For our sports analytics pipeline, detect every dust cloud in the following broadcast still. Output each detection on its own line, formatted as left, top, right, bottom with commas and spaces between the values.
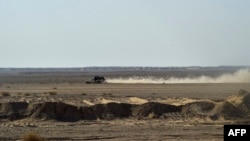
106, 69, 250, 84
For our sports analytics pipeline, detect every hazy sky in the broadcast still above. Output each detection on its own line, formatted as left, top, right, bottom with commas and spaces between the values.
0, 0, 249, 67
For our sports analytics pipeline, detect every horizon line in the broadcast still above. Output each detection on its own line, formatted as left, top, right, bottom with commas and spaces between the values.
0, 65, 249, 69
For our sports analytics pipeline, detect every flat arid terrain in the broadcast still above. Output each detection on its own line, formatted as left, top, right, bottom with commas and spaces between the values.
0, 67, 250, 141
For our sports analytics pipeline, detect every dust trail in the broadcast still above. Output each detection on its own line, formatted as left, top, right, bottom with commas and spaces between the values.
106, 69, 250, 84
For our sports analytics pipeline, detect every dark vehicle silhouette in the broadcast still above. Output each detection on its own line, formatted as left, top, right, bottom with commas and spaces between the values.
85, 76, 106, 84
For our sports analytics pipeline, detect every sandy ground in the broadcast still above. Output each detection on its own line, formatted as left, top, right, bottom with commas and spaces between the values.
0, 82, 250, 140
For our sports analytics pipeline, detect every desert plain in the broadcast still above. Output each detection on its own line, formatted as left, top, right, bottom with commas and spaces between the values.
0, 67, 250, 141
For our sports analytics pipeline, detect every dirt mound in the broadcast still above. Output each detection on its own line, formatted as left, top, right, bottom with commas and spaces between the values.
30, 102, 81, 122
29, 102, 133, 121
83, 102, 182, 120
91, 102, 133, 120
0, 102, 28, 120
227, 90, 250, 114
132, 102, 181, 118
211, 101, 245, 119
181, 101, 215, 116
0, 92, 249, 122
81, 107, 96, 120
181, 100, 247, 120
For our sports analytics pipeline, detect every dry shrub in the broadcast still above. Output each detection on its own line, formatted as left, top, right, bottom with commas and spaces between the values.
24, 93, 31, 96
23, 132, 46, 141
82, 93, 87, 96
1, 91, 10, 96
49, 91, 57, 95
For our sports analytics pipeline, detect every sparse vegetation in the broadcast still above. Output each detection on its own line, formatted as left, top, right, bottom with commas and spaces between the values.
82, 93, 87, 96
102, 93, 113, 97
23, 132, 46, 141
24, 93, 31, 96
1, 91, 10, 96
49, 91, 57, 95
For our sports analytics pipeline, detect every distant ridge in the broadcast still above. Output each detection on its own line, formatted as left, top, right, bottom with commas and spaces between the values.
0, 66, 248, 73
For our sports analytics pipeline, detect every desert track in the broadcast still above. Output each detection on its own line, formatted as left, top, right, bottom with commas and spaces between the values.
1, 83, 250, 99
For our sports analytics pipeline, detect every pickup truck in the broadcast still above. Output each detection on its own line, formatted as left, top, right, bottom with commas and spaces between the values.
85, 76, 106, 84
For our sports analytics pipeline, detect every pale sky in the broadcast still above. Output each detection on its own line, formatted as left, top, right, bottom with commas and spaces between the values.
0, 0, 249, 67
